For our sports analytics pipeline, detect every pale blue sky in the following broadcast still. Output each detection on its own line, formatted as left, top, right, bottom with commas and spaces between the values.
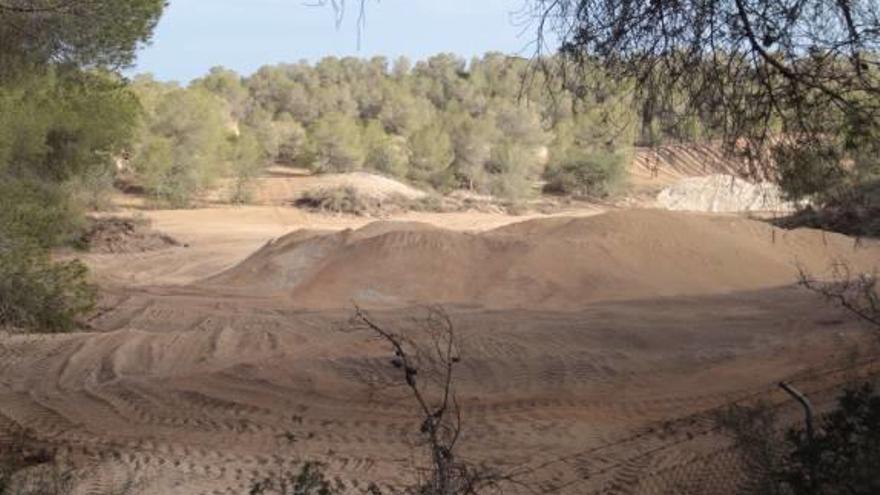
133, 0, 551, 82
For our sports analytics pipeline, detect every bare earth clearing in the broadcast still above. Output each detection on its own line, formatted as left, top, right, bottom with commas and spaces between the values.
3, 162, 880, 494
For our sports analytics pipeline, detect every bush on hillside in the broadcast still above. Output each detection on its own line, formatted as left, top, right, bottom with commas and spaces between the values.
226, 130, 264, 204
774, 142, 849, 203
783, 383, 880, 495
130, 85, 233, 207
543, 151, 626, 198
294, 186, 417, 216
0, 177, 84, 249
0, 429, 70, 495
718, 382, 880, 495
774, 179, 880, 238
0, 180, 96, 333
0, 237, 96, 332
250, 462, 343, 495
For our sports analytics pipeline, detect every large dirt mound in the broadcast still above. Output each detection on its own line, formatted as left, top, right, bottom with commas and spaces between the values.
203, 210, 879, 309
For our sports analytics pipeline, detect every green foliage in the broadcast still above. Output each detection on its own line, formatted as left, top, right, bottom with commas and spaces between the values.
0, 236, 96, 332
294, 186, 415, 216
226, 130, 264, 204
449, 112, 498, 192
543, 151, 627, 198
0, 0, 166, 71
0, 430, 69, 495
209, 54, 639, 198
487, 142, 543, 199
306, 112, 365, 173
775, 142, 849, 202
772, 108, 880, 205
363, 120, 409, 177
0, 68, 140, 182
0, 177, 96, 334
250, 462, 343, 495
191, 66, 249, 120
719, 383, 880, 495
273, 115, 309, 165
408, 123, 455, 188
0, 178, 84, 249
131, 85, 232, 206
782, 383, 880, 495
378, 88, 435, 137
64, 164, 118, 212
539, 102, 634, 199
0, 0, 164, 336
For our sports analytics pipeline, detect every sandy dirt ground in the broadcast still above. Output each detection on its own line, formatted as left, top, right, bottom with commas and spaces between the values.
3, 176, 880, 494
80, 205, 605, 287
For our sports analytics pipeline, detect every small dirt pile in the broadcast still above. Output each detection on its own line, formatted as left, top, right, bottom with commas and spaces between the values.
80, 217, 180, 254
202, 209, 879, 309
658, 175, 797, 213
294, 186, 424, 216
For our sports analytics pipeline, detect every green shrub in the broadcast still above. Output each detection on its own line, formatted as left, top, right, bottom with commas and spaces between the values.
774, 142, 848, 203
0, 68, 140, 183
487, 142, 542, 199
0, 429, 69, 495
294, 186, 417, 216
0, 237, 96, 332
294, 186, 372, 215
226, 130, 265, 204
131, 86, 232, 207
0, 177, 96, 333
250, 462, 343, 495
783, 383, 880, 495
543, 151, 626, 198
0, 177, 84, 249
306, 112, 365, 173
719, 383, 880, 495
64, 164, 118, 212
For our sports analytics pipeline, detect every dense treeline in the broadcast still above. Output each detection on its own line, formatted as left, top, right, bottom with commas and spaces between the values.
0, 0, 166, 332
130, 54, 720, 204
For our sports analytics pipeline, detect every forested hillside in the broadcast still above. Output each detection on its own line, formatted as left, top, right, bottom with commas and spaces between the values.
129, 54, 720, 205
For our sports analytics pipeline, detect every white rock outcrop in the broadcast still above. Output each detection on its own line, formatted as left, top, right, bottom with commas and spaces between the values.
658, 174, 798, 213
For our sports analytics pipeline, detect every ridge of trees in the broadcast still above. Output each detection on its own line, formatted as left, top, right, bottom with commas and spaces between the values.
0, 0, 166, 332
132, 53, 718, 204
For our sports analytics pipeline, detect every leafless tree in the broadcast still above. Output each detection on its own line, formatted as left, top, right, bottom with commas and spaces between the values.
351, 305, 517, 495
311, 0, 371, 45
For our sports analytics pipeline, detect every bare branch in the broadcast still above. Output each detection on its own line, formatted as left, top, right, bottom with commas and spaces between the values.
798, 262, 880, 328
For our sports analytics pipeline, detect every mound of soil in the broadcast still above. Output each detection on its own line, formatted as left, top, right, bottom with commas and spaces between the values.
203, 209, 880, 309
80, 217, 180, 254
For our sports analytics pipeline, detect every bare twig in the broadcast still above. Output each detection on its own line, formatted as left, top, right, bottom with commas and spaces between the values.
798, 262, 880, 328
351, 305, 524, 495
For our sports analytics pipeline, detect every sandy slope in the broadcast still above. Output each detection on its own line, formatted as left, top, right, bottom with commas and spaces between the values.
79, 205, 604, 287
4, 209, 880, 494
205, 210, 878, 310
